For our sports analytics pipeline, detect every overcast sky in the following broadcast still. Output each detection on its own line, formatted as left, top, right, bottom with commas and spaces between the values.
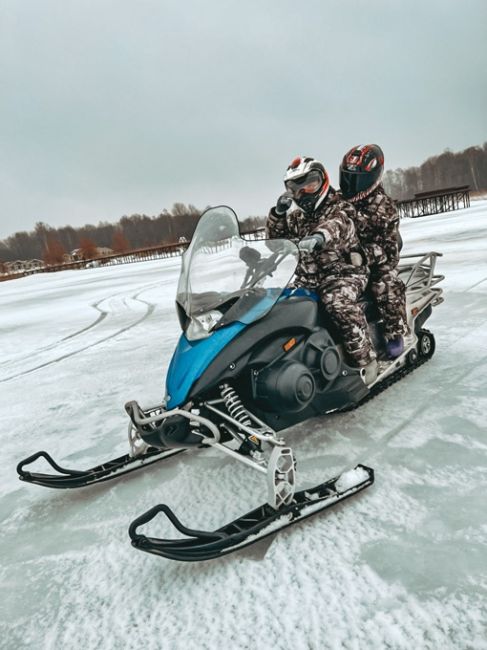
1, 0, 486, 239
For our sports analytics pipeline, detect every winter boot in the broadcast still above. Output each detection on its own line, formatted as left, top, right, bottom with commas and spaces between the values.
386, 337, 404, 359
360, 359, 379, 386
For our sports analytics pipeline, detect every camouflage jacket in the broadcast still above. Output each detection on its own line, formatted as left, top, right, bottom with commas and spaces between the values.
348, 184, 401, 271
266, 189, 367, 287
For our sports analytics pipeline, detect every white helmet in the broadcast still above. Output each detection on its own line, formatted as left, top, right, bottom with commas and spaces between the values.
284, 156, 330, 212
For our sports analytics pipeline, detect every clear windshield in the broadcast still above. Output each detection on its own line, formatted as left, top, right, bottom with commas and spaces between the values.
176, 206, 298, 338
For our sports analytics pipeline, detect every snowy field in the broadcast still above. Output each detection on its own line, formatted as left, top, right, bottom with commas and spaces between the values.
1, 202, 487, 650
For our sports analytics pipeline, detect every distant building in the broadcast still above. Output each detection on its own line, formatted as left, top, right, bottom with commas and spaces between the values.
66, 249, 83, 262
96, 247, 113, 257
5, 261, 23, 273
65, 247, 113, 262
25, 259, 45, 271
4, 259, 45, 274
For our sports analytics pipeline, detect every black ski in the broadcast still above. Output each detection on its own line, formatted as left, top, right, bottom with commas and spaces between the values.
17, 447, 185, 489
129, 464, 374, 561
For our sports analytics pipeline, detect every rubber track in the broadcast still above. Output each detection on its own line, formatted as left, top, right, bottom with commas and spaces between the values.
338, 331, 432, 414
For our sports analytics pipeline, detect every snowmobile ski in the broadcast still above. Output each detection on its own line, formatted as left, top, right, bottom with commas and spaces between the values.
16, 447, 185, 489
128, 464, 374, 562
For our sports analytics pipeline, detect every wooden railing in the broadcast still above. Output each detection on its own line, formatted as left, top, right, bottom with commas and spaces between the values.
0, 228, 268, 281
397, 186, 470, 218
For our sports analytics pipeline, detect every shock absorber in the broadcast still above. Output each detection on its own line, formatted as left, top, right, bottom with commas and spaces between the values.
219, 383, 252, 427
219, 383, 260, 453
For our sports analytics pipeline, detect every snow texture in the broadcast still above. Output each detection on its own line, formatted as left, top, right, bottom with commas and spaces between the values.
1, 203, 487, 649
334, 466, 370, 493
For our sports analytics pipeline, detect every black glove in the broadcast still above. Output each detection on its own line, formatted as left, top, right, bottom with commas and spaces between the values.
275, 193, 293, 215
298, 233, 325, 253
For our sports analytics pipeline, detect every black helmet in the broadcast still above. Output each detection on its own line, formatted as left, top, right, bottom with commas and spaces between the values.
339, 144, 384, 201
284, 156, 330, 213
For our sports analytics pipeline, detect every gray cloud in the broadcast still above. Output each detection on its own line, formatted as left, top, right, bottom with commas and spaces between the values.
1, 0, 486, 238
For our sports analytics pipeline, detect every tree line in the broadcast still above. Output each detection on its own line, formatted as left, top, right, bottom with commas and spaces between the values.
383, 142, 487, 201
2, 142, 486, 264
0, 203, 266, 264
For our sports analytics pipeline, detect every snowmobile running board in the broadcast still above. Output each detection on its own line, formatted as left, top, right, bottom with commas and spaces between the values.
129, 464, 374, 562
16, 447, 185, 489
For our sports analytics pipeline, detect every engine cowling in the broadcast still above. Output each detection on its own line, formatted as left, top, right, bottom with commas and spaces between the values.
254, 360, 316, 412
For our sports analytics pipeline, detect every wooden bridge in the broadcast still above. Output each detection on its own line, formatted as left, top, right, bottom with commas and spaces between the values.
397, 185, 470, 218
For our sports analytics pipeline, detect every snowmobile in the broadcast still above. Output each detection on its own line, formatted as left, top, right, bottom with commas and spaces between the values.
17, 206, 444, 562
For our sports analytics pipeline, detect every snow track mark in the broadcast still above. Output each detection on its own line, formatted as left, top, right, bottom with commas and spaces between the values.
0, 297, 109, 368
0, 281, 163, 369
0, 285, 159, 383
466, 275, 487, 292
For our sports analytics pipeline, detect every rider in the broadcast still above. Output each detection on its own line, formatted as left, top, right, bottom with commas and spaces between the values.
339, 145, 409, 358
267, 156, 378, 384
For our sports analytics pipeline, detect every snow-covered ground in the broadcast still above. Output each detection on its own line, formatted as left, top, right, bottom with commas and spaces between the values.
1, 203, 487, 650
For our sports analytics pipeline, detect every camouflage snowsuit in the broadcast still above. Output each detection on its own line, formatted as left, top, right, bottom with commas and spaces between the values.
350, 184, 409, 340
267, 191, 376, 365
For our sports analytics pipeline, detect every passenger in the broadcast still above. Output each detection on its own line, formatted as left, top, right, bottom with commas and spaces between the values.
339, 145, 409, 358
267, 156, 378, 384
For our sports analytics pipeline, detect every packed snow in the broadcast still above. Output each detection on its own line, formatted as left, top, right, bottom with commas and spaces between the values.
334, 466, 370, 493
1, 202, 487, 649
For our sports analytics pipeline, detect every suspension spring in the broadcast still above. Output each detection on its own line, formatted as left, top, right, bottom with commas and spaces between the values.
219, 383, 252, 427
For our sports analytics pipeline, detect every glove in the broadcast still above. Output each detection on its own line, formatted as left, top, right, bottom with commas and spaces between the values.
298, 233, 325, 253
275, 193, 293, 215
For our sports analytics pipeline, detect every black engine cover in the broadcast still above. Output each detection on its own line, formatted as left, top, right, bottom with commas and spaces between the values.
254, 360, 316, 412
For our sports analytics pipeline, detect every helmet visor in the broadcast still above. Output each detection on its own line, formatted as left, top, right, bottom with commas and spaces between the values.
285, 170, 323, 198
339, 169, 362, 199
340, 165, 382, 199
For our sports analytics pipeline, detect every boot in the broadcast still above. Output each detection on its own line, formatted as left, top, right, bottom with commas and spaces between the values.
386, 336, 404, 359
360, 359, 379, 386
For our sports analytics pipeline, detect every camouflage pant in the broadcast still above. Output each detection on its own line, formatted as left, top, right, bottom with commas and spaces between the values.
370, 267, 409, 340
316, 274, 376, 366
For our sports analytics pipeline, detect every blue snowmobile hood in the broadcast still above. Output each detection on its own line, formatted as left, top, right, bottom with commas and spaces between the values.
165, 288, 318, 409
165, 321, 246, 409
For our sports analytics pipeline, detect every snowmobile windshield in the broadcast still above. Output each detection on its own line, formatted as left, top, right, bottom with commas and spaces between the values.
176, 206, 298, 339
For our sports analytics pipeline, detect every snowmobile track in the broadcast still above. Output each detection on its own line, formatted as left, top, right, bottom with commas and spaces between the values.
339, 342, 432, 416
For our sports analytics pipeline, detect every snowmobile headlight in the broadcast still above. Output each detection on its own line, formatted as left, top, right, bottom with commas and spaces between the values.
186, 309, 223, 340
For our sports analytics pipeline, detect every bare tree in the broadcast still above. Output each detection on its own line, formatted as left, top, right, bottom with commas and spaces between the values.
383, 142, 487, 199
111, 229, 131, 253
43, 236, 66, 265
79, 237, 98, 260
